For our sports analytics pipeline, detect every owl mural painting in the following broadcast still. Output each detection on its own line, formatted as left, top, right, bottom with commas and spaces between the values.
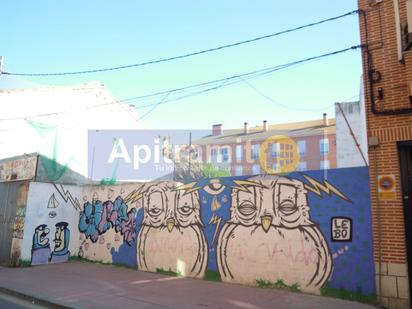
137, 182, 208, 278
217, 175, 332, 293
70, 167, 374, 298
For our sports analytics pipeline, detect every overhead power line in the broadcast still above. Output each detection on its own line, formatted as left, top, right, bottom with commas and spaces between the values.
0, 45, 362, 121
2, 10, 359, 77
240, 77, 336, 112
124, 45, 363, 110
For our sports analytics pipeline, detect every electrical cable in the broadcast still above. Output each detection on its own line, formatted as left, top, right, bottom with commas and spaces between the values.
134, 92, 172, 122
2, 10, 359, 77
0, 45, 362, 121
240, 77, 336, 112
126, 45, 363, 110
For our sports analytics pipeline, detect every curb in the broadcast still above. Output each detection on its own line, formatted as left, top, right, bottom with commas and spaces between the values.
0, 287, 73, 309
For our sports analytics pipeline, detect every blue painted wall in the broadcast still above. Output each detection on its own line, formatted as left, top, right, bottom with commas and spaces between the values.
79, 166, 375, 295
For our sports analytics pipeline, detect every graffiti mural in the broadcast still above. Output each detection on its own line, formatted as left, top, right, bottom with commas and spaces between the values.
76, 187, 141, 264
50, 222, 70, 263
78, 195, 137, 244
217, 176, 332, 293
31, 224, 51, 265
12, 182, 29, 239
137, 182, 208, 278
22, 182, 81, 266
31, 222, 71, 265
21, 167, 375, 297
75, 168, 374, 295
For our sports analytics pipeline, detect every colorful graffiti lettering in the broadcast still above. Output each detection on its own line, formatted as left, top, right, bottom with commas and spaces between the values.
78, 195, 137, 245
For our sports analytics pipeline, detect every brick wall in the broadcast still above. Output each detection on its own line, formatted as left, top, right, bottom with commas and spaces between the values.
358, 0, 412, 307
359, 0, 412, 264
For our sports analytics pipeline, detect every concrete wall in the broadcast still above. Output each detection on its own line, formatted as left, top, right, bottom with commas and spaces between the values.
0, 154, 37, 182
20, 167, 375, 298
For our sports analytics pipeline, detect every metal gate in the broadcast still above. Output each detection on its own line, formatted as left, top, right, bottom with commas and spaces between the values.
0, 181, 29, 265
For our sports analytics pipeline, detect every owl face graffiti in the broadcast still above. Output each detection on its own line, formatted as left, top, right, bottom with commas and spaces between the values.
138, 182, 208, 278
218, 175, 332, 293
229, 177, 312, 231
142, 182, 202, 231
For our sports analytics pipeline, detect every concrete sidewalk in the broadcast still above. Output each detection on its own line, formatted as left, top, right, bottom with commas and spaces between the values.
0, 262, 377, 309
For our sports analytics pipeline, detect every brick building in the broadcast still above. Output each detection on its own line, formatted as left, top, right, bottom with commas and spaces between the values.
358, 0, 412, 307
193, 116, 336, 175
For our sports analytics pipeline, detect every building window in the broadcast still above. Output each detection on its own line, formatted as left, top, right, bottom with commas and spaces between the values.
252, 144, 260, 160
252, 164, 260, 174
236, 145, 243, 162
320, 138, 329, 155
297, 161, 307, 171
272, 162, 278, 172
221, 147, 230, 162
320, 160, 330, 170
280, 143, 294, 160
272, 143, 279, 157
235, 165, 243, 176
297, 140, 306, 157
211, 148, 218, 162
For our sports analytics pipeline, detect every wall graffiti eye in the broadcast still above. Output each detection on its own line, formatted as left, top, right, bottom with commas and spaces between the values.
178, 205, 193, 216
238, 201, 257, 216
149, 207, 162, 216
279, 200, 298, 216
147, 191, 165, 217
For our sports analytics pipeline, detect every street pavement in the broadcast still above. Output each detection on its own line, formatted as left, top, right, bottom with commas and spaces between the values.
0, 290, 53, 309
0, 262, 377, 309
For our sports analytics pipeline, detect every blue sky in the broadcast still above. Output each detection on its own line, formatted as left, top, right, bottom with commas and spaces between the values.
1, 1, 361, 129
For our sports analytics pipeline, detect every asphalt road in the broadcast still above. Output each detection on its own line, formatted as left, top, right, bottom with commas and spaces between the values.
0, 291, 51, 309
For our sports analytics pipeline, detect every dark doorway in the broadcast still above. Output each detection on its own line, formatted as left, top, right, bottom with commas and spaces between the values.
399, 141, 412, 305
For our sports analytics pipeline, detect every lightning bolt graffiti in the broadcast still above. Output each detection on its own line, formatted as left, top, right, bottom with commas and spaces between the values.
53, 184, 81, 210
175, 182, 201, 195
232, 180, 265, 192
124, 186, 146, 204
209, 214, 222, 246
302, 175, 351, 202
